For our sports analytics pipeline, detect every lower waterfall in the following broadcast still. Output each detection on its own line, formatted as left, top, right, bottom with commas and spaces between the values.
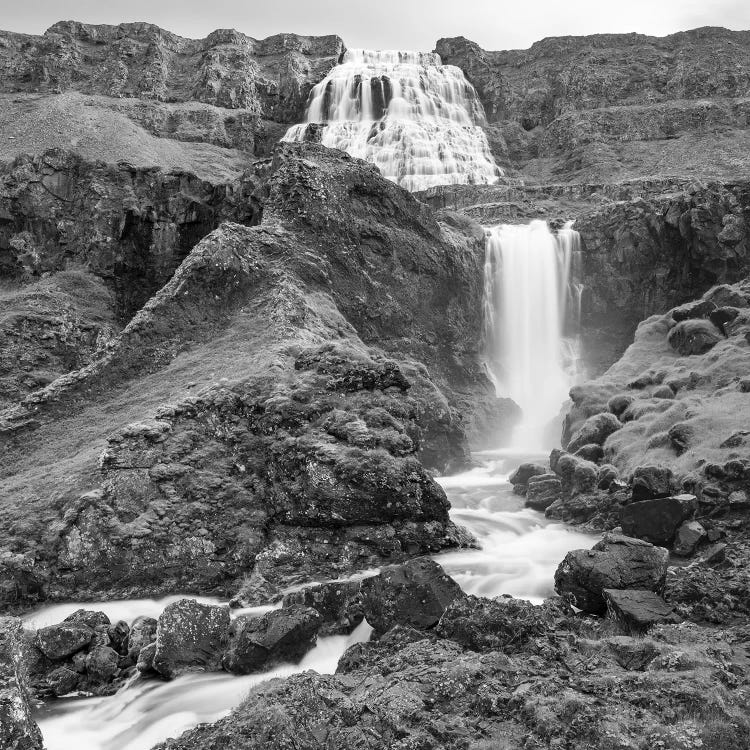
483, 220, 583, 450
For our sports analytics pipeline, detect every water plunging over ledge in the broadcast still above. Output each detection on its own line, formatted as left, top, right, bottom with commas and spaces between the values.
283, 48, 501, 191
483, 220, 584, 450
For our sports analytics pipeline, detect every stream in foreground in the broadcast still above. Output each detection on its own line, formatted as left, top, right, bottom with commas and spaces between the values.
30, 448, 594, 750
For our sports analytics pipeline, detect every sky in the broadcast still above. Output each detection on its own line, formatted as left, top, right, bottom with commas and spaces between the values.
3, 0, 750, 51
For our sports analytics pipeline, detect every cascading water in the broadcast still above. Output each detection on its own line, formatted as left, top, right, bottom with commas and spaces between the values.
283, 48, 501, 191
483, 220, 583, 450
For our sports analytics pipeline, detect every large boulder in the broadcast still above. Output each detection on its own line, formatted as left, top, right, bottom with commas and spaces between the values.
127, 616, 158, 661
673, 520, 707, 557
603, 589, 680, 634
554, 534, 669, 614
630, 465, 675, 501
0, 617, 44, 750
360, 557, 463, 634
152, 599, 230, 679
555, 453, 599, 495
35, 622, 94, 660
620, 494, 697, 545
566, 412, 622, 453
222, 605, 322, 675
525, 474, 562, 511
667, 319, 722, 355
509, 463, 547, 487
282, 581, 363, 636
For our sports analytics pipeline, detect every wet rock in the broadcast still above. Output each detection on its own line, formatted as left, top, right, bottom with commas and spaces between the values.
554, 534, 669, 614
671, 298, 716, 322
0, 617, 44, 750
63, 610, 110, 629
631, 465, 675, 501
35, 622, 93, 660
84, 646, 119, 683
282, 581, 363, 636
525, 474, 562, 511
566, 412, 622, 453
574, 444, 604, 463
508, 462, 547, 486
620, 494, 697, 545
222, 605, 322, 675
667, 319, 722, 355
555, 453, 599, 495
127, 616, 157, 661
603, 589, 680, 633
107, 620, 130, 655
360, 557, 463, 634
44, 666, 80, 696
136, 642, 157, 674
153, 599, 230, 679
673, 520, 707, 556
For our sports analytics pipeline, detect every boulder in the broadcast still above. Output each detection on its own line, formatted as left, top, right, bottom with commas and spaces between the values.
44, 666, 80, 697
508, 462, 547, 487
152, 599, 230, 679
436, 595, 573, 653
35, 622, 94, 660
597, 464, 619, 490
127, 616, 157, 661
673, 520, 707, 557
222, 605, 322, 675
671, 298, 716, 322
0, 617, 44, 750
136, 642, 156, 674
360, 557, 463, 634
63, 610, 110, 629
555, 453, 599, 495
667, 319, 722, 355
554, 534, 669, 614
603, 589, 680, 633
631, 465, 675, 501
282, 581, 363, 636
107, 620, 130, 655
566, 412, 622, 453
84, 646, 119, 682
574, 444, 604, 463
620, 494, 697, 545
606, 393, 635, 417
525, 474, 562, 511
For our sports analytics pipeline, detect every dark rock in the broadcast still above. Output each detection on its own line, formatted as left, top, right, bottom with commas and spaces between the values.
282, 581, 363, 636
127, 616, 157, 661
603, 589, 680, 633
709, 306, 740, 335
667, 422, 693, 454
436, 595, 573, 652
554, 534, 669, 614
672, 299, 716, 322
673, 520, 707, 557
84, 646, 119, 683
63, 610, 111, 629
606, 394, 635, 417
620, 494, 697, 545
222, 605, 322, 675
574, 443, 604, 463
555, 453, 599, 495
651, 385, 674, 399
107, 620, 130, 655
566, 412, 622, 453
152, 599, 230, 679
35, 622, 93, 660
631, 465, 675, 501
44, 666, 80, 697
136, 642, 157, 674
597, 464, 619, 490
667, 319, 722, 355
525, 474, 562, 511
508, 462, 547, 486
360, 557, 463, 634
0, 617, 44, 750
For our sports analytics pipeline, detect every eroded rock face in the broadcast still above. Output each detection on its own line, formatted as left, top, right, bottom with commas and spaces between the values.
554, 534, 669, 614
360, 558, 463, 635
153, 599, 230, 679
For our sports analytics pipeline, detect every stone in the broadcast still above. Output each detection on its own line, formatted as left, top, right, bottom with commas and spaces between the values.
136, 642, 157, 674
620, 494, 697, 545
508, 462, 547, 486
597, 464, 619, 490
84, 646, 120, 682
630, 465, 675, 501
222, 605, 322, 675
671, 298, 716, 322
0, 617, 44, 750
35, 622, 94, 660
555, 452, 599, 495
525, 474, 562, 511
673, 520, 707, 557
651, 385, 674, 399
152, 599, 230, 679
282, 581, 363, 636
63, 610, 110, 629
603, 589, 680, 633
605, 635, 661, 670
107, 620, 130, 655
127, 616, 157, 660
360, 557, 463, 634
667, 422, 693, 454
573, 444, 604, 463
554, 534, 669, 614
667, 319, 722, 355
45, 666, 80, 697
709, 306, 739, 334
566, 412, 622, 453
606, 393, 635, 417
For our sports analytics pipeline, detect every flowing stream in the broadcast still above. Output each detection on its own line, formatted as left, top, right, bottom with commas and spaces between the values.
284, 48, 501, 191
31, 220, 593, 748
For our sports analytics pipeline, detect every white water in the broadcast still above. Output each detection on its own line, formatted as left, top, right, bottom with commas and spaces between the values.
284, 48, 501, 191
483, 220, 583, 450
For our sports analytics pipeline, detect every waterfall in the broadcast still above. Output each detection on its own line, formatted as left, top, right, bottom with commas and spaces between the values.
283, 48, 501, 191
483, 220, 583, 450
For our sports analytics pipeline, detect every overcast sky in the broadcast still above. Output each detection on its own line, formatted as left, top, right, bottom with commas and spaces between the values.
4, 0, 750, 51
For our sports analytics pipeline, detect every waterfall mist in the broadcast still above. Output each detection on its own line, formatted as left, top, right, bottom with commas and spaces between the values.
483, 220, 583, 450
284, 48, 501, 191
